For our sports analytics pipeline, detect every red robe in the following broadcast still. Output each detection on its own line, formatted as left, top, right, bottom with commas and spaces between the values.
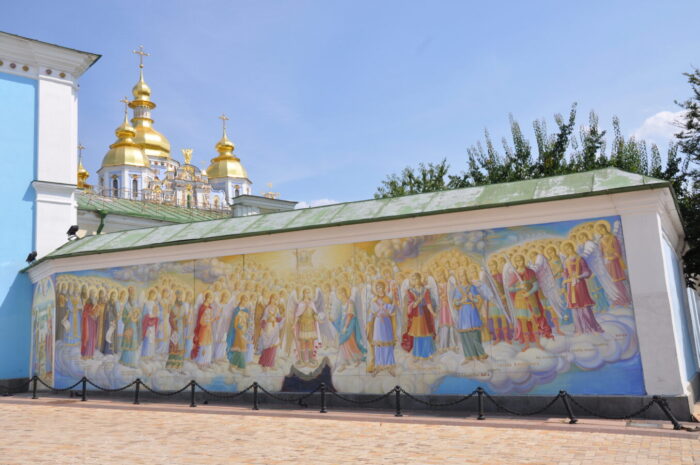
80, 301, 97, 357
563, 256, 596, 308
190, 303, 210, 359
401, 288, 435, 352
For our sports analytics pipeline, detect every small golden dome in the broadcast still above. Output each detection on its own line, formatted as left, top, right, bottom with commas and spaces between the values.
132, 69, 152, 101
101, 112, 150, 168
206, 128, 248, 179
77, 158, 90, 188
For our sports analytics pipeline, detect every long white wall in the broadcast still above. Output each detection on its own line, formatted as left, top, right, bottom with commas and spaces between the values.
29, 188, 692, 397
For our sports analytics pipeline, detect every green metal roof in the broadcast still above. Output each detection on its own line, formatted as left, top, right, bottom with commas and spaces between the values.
36, 168, 670, 265
77, 193, 231, 223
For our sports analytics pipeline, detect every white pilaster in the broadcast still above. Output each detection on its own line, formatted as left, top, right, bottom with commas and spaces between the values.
621, 210, 686, 395
32, 181, 77, 257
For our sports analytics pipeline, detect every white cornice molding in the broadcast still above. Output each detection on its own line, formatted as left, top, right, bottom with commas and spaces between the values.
0, 31, 99, 81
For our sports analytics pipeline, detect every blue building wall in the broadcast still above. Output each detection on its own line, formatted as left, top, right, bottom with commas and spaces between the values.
0, 71, 36, 381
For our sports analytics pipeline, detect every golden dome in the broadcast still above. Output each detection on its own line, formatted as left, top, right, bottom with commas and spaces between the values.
132, 69, 152, 101
77, 158, 90, 188
206, 128, 248, 179
128, 66, 171, 159
101, 112, 150, 168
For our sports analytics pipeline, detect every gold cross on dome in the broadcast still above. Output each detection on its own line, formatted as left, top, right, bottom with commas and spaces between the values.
119, 97, 130, 115
133, 45, 149, 68
219, 113, 229, 135
77, 143, 85, 157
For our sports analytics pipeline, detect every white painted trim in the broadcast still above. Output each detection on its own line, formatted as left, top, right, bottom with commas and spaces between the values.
0, 32, 98, 80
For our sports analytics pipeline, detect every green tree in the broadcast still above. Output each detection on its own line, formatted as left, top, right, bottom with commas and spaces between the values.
375, 93, 698, 285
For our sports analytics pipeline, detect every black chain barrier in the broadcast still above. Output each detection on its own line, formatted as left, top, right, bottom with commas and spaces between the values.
399, 387, 478, 408
22, 376, 697, 431
257, 382, 321, 408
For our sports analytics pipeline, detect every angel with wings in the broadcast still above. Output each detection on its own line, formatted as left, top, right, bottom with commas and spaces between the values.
294, 287, 321, 367
595, 220, 632, 306
336, 285, 366, 371
431, 268, 458, 353
561, 241, 604, 335
452, 268, 488, 362
503, 254, 553, 350
210, 290, 236, 363
315, 282, 339, 349
401, 272, 437, 362
367, 280, 397, 375
527, 250, 565, 336
576, 231, 622, 309
485, 258, 512, 343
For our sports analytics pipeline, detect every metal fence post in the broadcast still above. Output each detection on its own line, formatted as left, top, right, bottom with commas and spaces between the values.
476, 387, 485, 420
189, 380, 196, 408
394, 386, 403, 417
133, 379, 141, 405
80, 377, 87, 402
654, 396, 683, 430
252, 382, 259, 410
319, 383, 327, 413
559, 391, 578, 424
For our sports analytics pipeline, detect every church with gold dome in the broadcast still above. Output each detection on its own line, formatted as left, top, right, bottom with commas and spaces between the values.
77, 47, 296, 234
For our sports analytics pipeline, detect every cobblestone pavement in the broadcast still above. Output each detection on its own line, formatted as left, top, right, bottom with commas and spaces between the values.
1, 396, 699, 464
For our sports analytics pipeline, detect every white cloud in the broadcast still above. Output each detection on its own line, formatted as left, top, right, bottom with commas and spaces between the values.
295, 198, 338, 209
631, 110, 684, 146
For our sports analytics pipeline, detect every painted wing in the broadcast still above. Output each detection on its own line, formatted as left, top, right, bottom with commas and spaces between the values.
399, 278, 411, 332
579, 240, 622, 303
501, 261, 518, 321
613, 219, 626, 255
532, 254, 565, 318
478, 268, 512, 323
425, 275, 439, 313
447, 275, 459, 321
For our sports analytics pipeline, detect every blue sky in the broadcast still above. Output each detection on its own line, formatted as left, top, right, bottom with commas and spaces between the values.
2, 1, 698, 206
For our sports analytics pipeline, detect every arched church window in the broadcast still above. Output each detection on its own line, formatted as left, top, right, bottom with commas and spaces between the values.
132, 178, 138, 198
112, 177, 119, 197
214, 197, 220, 209
235, 187, 240, 197
187, 194, 192, 209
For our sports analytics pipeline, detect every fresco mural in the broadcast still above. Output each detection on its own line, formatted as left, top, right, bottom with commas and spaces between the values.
31, 276, 55, 386
39, 215, 644, 396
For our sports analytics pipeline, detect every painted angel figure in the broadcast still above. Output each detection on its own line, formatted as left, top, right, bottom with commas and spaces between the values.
140, 289, 159, 360
502, 254, 553, 350
315, 284, 339, 349
431, 269, 458, 353
484, 258, 512, 343
367, 280, 397, 375
527, 250, 565, 336
336, 285, 366, 371
212, 290, 236, 362
294, 287, 321, 367
258, 292, 285, 370
576, 232, 622, 308
452, 268, 488, 362
561, 241, 605, 335
190, 292, 214, 368
401, 272, 437, 362
595, 220, 632, 306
